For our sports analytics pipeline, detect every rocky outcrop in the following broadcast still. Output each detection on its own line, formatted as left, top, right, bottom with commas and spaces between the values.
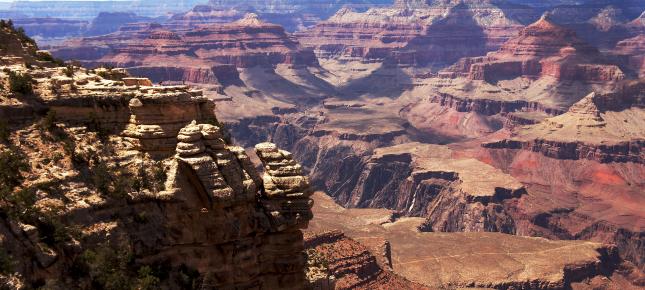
427, 92, 565, 116
304, 231, 429, 290
483, 139, 644, 163
255, 142, 314, 230
308, 192, 627, 289
0, 28, 314, 289
206, 0, 393, 32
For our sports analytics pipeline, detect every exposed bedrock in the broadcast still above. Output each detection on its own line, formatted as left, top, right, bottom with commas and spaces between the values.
483, 139, 644, 163
309, 192, 629, 290
304, 230, 429, 290
427, 92, 566, 116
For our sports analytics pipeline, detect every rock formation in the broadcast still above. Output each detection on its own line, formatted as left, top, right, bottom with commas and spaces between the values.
206, 0, 393, 32
483, 81, 645, 163
443, 15, 626, 83
0, 26, 314, 289
304, 230, 429, 290
614, 34, 645, 78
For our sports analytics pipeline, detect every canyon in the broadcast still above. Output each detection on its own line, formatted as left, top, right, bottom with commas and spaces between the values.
2, 0, 645, 288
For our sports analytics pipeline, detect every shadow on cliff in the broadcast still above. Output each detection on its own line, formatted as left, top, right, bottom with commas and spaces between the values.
397, 3, 489, 68
238, 66, 336, 105
335, 64, 414, 100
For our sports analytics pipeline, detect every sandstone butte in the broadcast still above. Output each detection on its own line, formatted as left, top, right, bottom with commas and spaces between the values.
1, 22, 316, 289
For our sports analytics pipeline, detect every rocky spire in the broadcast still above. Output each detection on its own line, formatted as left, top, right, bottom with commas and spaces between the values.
235, 12, 263, 26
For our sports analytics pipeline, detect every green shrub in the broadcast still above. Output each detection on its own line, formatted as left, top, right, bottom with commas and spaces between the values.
0, 119, 9, 142
38, 110, 57, 132
86, 112, 108, 139
63, 65, 75, 78
8, 71, 33, 95
79, 247, 134, 290
0, 148, 27, 196
92, 161, 111, 195
91, 160, 135, 199
52, 152, 64, 163
36, 213, 73, 247
152, 161, 167, 190
15, 27, 36, 47
177, 264, 201, 289
72, 245, 165, 290
136, 266, 160, 290
0, 249, 13, 275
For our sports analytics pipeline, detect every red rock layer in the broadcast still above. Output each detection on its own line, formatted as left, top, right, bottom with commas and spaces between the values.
304, 231, 429, 290
444, 15, 625, 83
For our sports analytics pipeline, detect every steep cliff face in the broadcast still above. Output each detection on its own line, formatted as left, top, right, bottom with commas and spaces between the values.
0, 28, 313, 289
304, 231, 429, 290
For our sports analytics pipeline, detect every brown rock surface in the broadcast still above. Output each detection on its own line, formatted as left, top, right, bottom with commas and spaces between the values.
304, 230, 429, 290
614, 34, 645, 78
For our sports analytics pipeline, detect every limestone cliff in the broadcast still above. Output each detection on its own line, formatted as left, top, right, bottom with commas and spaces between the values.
0, 25, 313, 289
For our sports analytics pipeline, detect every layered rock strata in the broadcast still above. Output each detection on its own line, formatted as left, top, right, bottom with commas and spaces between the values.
483, 85, 645, 164
255, 142, 314, 231
51, 13, 317, 71
296, 0, 538, 65
304, 230, 429, 290
443, 15, 626, 83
